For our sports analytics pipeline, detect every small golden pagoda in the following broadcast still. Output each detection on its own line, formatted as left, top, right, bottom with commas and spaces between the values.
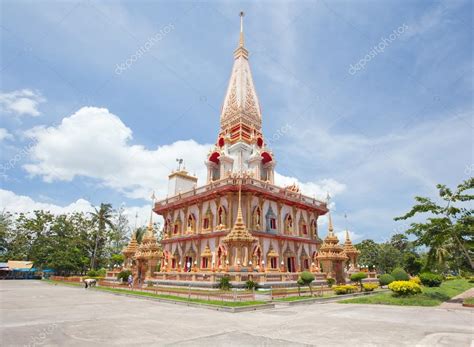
343, 230, 360, 270
222, 183, 257, 270
135, 193, 163, 280
122, 232, 138, 269
316, 212, 348, 283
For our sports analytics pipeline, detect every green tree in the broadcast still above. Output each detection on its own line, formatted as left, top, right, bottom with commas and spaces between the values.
403, 252, 423, 275
355, 239, 379, 270
376, 243, 403, 274
297, 271, 315, 295
90, 203, 114, 270
109, 206, 130, 255
395, 178, 474, 270
390, 233, 410, 252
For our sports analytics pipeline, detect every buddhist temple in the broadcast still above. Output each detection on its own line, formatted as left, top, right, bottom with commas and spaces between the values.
122, 13, 363, 287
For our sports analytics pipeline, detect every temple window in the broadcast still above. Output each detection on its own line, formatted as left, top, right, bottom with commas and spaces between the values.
202, 206, 213, 232
270, 257, 278, 269
265, 206, 277, 234
201, 257, 209, 268
270, 218, 276, 229
203, 218, 210, 230
302, 224, 308, 235
173, 223, 179, 234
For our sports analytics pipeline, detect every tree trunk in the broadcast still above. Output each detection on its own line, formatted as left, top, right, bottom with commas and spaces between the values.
452, 233, 474, 269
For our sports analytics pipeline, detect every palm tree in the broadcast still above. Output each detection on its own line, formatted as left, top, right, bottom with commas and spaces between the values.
134, 227, 146, 244
90, 203, 114, 270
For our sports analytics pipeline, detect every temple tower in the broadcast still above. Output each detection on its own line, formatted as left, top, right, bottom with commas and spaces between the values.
206, 12, 275, 183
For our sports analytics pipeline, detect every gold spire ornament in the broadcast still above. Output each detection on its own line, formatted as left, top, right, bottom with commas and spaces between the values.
239, 11, 245, 47
223, 182, 256, 244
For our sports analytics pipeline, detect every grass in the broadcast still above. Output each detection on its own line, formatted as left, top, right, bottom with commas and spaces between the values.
275, 293, 335, 302
463, 297, 474, 305
339, 279, 473, 307
44, 279, 266, 307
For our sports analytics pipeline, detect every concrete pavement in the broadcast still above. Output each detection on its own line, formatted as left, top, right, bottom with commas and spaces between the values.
1, 280, 473, 346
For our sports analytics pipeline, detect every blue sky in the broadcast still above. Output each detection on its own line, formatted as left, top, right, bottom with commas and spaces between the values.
1, 0, 472, 242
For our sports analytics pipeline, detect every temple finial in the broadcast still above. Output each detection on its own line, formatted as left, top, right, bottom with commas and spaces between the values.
345, 229, 350, 241
239, 11, 245, 47
328, 211, 334, 235
148, 191, 156, 229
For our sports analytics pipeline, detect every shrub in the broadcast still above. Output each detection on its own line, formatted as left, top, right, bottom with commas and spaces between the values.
97, 268, 107, 277
409, 276, 421, 285
379, 274, 395, 286
419, 272, 443, 287
388, 280, 422, 296
333, 285, 358, 295
391, 267, 409, 281
87, 269, 98, 277
245, 280, 258, 290
117, 270, 132, 282
326, 278, 335, 287
445, 275, 461, 281
300, 271, 315, 284
362, 283, 378, 292
218, 276, 232, 290
350, 272, 368, 291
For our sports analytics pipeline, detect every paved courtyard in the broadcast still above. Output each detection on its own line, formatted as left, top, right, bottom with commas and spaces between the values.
1, 281, 473, 346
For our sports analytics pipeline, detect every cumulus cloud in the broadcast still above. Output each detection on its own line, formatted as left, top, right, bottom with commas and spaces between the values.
275, 172, 346, 201
23, 106, 346, 202
0, 89, 45, 117
23, 107, 210, 199
0, 189, 155, 228
0, 189, 94, 215
0, 128, 13, 141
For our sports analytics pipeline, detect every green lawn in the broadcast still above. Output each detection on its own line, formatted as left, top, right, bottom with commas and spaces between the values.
339, 279, 473, 307
275, 293, 335, 302
463, 297, 474, 305
44, 280, 265, 307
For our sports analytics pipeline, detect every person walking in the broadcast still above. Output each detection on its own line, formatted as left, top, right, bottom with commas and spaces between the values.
127, 274, 133, 289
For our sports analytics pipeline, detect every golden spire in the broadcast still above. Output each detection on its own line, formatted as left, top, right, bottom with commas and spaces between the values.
147, 191, 156, 233
223, 181, 256, 244
239, 11, 245, 47
328, 212, 334, 235
234, 11, 248, 59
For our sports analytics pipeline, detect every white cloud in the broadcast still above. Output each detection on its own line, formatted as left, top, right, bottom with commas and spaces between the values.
23, 107, 211, 199
24, 107, 346, 203
0, 189, 93, 215
275, 172, 346, 201
0, 89, 45, 117
0, 128, 13, 141
0, 189, 155, 228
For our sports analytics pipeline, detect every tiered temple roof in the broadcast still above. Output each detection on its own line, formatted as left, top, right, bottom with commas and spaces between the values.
343, 230, 360, 258
122, 232, 138, 257
222, 184, 256, 245
316, 213, 348, 262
